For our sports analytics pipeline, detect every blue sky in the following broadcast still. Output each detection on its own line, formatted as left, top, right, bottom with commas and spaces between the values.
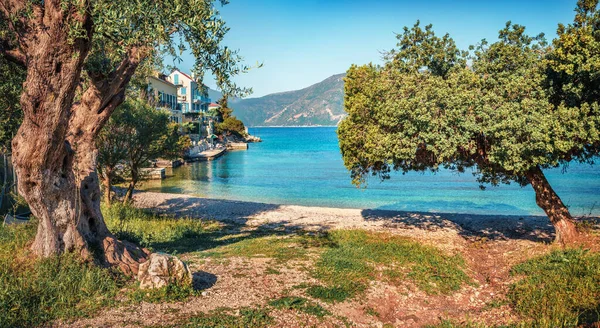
170, 0, 576, 98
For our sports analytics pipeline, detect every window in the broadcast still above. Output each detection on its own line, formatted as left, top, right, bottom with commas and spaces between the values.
181, 87, 187, 95
174, 74, 179, 85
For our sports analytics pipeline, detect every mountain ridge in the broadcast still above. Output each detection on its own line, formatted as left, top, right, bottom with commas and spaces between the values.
209, 73, 346, 127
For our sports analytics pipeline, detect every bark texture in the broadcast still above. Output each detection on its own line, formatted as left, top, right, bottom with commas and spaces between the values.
526, 165, 579, 244
4, 0, 149, 275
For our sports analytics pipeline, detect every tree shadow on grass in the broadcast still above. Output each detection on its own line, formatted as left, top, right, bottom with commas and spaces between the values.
126, 220, 333, 259
361, 208, 559, 243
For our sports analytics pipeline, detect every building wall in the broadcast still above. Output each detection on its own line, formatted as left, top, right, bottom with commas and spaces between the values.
148, 76, 182, 124
168, 70, 211, 115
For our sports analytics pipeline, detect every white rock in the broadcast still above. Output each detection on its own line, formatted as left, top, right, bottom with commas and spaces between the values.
137, 253, 192, 289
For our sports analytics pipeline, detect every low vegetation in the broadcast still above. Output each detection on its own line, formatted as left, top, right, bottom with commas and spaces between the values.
306, 230, 472, 302
0, 222, 123, 328
102, 203, 220, 251
508, 249, 600, 327
2, 203, 600, 327
269, 296, 330, 318
181, 307, 273, 328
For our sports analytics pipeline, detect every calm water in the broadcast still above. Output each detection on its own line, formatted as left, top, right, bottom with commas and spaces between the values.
141, 127, 600, 216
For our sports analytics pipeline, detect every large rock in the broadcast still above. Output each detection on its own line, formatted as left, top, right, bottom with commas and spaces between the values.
137, 253, 192, 289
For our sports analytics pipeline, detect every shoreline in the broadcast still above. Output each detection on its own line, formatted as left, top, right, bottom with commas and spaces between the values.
130, 190, 588, 246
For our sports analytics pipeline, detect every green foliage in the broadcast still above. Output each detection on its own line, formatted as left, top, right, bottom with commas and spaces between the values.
508, 249, 600, 326
215, 97, 247, 137
269, 296, 330, 318
0, 222, 124, 327
0, 55, 25, 153
97, 98, 191, 201
84, 0, 252, 97
338, 3, 600, 189
307, 230, 471, 303
217, 116, 247, 138
103, 202, 219, 250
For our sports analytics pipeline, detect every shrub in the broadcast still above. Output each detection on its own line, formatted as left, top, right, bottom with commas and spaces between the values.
0, 222, 123, 327
508, 249, 600, 326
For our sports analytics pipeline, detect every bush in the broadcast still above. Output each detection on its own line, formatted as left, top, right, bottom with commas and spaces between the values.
508, 249, 600, 326
217, 116, 246, 138
0, 222, 123, 327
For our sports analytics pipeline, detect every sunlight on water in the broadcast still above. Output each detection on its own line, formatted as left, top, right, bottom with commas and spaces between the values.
140, 127, 600, 216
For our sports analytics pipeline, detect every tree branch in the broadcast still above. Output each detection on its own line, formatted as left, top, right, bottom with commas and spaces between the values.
69, 46, 151, 140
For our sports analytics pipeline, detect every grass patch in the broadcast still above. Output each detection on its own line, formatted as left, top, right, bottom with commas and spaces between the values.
308, 230, 471, 303
508, 248, 600, 327
180, 307, 273, 328
425, 320, 494, 328
103, 203, 221, 252
206, 233, 326, 262
264, 267, 281, 275
129, 282, 197, 304
269, 296, 330, 318
305, 284, 358, 303
364, 306, 379, 317
0, 222, 125, 327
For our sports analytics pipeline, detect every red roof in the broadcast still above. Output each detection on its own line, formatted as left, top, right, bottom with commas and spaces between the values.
171, 69, 194, 81
208, 103, 219, 107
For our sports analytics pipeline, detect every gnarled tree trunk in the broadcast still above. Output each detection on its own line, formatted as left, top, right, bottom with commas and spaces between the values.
101, 167, 114, 206
123, 167, 139, 203
8, 0, 149, 275
526, 165, 579, 245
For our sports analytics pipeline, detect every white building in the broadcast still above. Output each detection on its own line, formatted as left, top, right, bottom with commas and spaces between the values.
147, 74, 182, 124
167, 69, 211, 115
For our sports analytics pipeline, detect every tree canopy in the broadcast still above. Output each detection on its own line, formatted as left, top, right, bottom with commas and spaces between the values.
215, 97, 247, 137
0, 0, 252, 271
97, 98, 191, 204
337, 0, 600, 243
0, 54, 24, 154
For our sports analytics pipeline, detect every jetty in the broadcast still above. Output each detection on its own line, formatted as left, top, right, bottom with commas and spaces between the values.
187, 147, 227, 162
226, 142, 248, 150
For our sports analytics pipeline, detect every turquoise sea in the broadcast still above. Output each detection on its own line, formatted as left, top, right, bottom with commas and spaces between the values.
141, 127, 600, 216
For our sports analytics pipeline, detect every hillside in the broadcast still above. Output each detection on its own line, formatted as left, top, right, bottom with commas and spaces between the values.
220, 73, 346, 127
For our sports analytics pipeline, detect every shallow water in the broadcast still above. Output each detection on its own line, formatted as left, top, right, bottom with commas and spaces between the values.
140, 127, 600, 216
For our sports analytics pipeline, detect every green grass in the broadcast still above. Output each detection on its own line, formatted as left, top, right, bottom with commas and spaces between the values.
129, 282, 198, 304
103, 203, 221, 252
180, 307, 273, 328
425, 320, 497, 328
269, 296, 330, 318
508, 249, 600, 327
307, 230, 471, 303
205, 232, 329, 262
0, 221, 125, 327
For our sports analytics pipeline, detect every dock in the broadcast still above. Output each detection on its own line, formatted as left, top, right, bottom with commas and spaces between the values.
187, 147, 227, 162
226, 142, 249, 150
140, 168, 166, 180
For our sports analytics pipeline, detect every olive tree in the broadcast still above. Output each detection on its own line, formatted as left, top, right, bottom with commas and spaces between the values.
338, 1, 600, 244
0, 0, 249, 273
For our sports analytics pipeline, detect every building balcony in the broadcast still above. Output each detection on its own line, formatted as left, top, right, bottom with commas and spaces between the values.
193, 96, 211, 104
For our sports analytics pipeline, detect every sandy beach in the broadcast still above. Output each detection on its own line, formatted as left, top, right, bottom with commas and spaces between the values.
132, 190, 566, 251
